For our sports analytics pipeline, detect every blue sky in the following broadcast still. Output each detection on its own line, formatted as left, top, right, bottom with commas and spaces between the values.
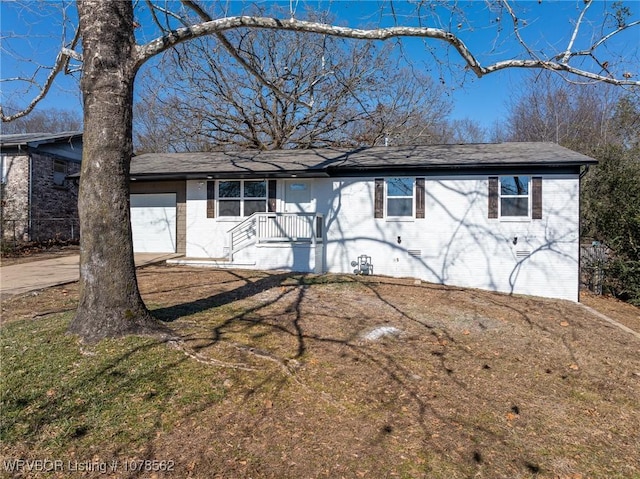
1, 1, 638, 133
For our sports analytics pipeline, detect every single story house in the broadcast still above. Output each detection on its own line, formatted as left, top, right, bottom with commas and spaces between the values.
128, 142, 597, 301
0, 132, 83, 243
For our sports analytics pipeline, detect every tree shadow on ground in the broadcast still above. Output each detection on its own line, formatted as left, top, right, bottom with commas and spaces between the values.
127, 266, 640, 478
145, 269, 541, 475
151, 271, 301, 322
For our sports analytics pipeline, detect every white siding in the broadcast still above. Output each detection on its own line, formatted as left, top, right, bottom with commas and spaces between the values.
185, 180, 323, 272
318, 175, 580, 301
183, 175, 581, 301
185, 180, 228, 258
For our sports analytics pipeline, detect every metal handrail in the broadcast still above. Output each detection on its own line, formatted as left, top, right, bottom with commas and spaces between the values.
228, 212, 323, 261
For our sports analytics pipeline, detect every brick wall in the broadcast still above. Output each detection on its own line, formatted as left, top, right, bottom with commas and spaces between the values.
1, 152, 81, 242
30, 152, 80, 241
1, 153, 30, 241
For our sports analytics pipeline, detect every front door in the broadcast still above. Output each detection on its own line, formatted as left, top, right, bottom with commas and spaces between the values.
284, 180, 312, 213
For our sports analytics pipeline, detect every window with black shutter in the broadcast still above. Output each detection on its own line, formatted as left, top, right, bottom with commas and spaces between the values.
207, 181, 215, 218
217, 180, 267, 217
374, 177, 424, 219
532, 177, 542, 219
374, 178, 384, 218
488, 177, 499, 219
489, 176, 542, 219
268, 180, 277, 212
415, 178, 425, 219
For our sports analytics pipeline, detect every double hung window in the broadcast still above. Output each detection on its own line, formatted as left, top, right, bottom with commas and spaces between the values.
374, 177, 425, 219
500, 176, 529, 217
218, 180, 267, 217
386, 178, 414, 217
488, 176, 542, 220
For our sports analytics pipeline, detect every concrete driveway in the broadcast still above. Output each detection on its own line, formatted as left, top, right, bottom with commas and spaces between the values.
0, 253, 180, 299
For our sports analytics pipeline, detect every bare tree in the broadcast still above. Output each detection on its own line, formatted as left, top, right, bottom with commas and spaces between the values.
134, 21, 451, 152
438, 118, 487, 144
342, 68, 456, 147
1, 0, 639, 342
501, 73, 621, 153
502, 73, 640, 303
0, 107, 81, 134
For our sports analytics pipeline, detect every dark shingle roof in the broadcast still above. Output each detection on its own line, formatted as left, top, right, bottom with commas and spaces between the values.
0, 131, 83, 148
130, 142, 597, 180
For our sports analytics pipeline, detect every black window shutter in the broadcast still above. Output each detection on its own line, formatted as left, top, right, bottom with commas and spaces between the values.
374, 179, 384, 218
488, 177, 498, 219
268, 180, 277, 212
532, 177, 542, 219
415, 178, 425, 219
207, 181, 215, 218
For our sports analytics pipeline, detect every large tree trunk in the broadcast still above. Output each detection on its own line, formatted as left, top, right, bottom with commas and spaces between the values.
68, 0, 167, 342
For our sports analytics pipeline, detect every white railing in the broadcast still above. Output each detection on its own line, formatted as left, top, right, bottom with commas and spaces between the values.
227, 212, 323, 261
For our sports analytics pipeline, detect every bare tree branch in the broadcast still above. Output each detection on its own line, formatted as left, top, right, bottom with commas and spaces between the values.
135, 27, 451, 152
0, 49, 78, 122
4, 3, 639, 124
144, 0, 180, 32
592, 19, 640, 51
144, 0, 172, 32
180, 0, 210, 22
483, 58, 633, 85
61, 13, 82, 74
556, 20, 640, 62
135, 16, 640, 86
500, 0, 540, 62
1, 1, 81, 122
180, 1, 313, 108
560, 0, 592, 64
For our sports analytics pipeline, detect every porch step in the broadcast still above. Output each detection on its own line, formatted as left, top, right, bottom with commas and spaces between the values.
166, 257, 256, 269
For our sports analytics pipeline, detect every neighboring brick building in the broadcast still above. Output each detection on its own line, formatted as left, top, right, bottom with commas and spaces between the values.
1, 132, 82, 243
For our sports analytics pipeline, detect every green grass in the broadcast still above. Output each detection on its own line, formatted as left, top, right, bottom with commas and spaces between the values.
0, 313, 226, 458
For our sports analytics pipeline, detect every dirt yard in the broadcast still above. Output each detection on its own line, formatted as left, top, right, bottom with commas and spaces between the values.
1, 263, 639, 478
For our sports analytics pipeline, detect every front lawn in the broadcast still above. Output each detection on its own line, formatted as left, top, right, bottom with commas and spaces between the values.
2, 266, 639, 478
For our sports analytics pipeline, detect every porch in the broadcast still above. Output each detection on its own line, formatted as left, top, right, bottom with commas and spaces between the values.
169, 212, 325, 273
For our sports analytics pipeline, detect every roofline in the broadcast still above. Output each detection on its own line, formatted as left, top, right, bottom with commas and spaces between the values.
127, 163, 586, 182
27, 132, 83, 149
327, 160, 596, 172
0, 131, 83, 149
129, 170, 331, 181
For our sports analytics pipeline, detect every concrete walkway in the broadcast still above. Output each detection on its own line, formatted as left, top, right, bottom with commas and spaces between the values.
0, 253, 180, 299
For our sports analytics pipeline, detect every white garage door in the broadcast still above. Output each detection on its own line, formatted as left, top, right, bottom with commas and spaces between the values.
130, 193, 177, 253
